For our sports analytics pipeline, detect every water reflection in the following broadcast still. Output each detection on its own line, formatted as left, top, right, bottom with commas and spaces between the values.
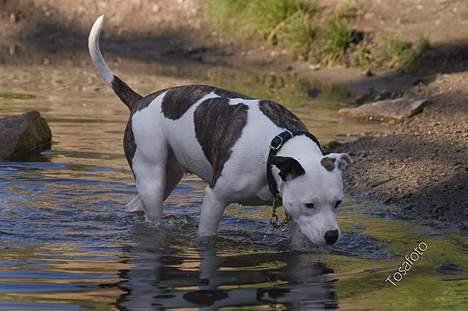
0, 156, 465, 310
118, 231, 338, 310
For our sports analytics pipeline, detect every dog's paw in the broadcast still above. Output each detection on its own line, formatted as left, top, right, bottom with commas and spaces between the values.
126, 195, 144, 212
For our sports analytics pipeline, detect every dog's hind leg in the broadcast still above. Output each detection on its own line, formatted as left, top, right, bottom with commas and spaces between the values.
163, 149, 185, 200
198, 188, 228, 237
132, 140, 169, 225
126, 150, 183, 213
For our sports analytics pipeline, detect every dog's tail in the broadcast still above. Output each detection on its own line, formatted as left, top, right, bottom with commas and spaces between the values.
88, 16, 142, 110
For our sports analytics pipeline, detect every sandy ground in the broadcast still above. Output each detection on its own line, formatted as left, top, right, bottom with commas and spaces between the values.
1, 0, 467, 231
333, 74, 468, 231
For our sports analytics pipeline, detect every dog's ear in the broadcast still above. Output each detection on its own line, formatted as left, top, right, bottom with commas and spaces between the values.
270, 156, 305, 181
321, 153, 352, 172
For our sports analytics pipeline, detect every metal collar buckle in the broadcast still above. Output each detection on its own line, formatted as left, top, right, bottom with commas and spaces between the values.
270, 136, 283, 151
269, 130, 293, 151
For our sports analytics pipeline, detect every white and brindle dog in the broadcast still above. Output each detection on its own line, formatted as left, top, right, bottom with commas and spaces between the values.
88, 16, 351, 246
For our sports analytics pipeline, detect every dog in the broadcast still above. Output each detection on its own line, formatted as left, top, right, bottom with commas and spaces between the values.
88, 16, 351, 246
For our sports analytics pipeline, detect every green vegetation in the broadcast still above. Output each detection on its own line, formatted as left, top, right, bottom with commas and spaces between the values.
0, 91, 36, 100
279, 11, 316, 57
323, 18, 353, 63
385, 39, 412, 64
355, 46, 373, 68
384, 36, 430, 72
206, 0, 356, 62
205, 0, 431, 71
207, 0, 318, 57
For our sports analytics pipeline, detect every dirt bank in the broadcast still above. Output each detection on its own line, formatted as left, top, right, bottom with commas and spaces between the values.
1, 0, 467, 231
333, 73, 467, 232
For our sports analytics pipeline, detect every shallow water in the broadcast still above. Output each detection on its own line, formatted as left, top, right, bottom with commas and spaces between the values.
0, 57, 466, 310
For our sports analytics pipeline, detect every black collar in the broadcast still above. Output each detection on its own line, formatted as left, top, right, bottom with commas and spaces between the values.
266, 129, 322, 202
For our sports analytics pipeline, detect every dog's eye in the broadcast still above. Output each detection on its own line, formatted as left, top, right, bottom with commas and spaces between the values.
305, 203, 315, 209
334, 200, 342, 209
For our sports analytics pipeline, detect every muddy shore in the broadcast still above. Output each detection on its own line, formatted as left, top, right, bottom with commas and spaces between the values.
333, 77, 468, 232
1, 0, 467, 231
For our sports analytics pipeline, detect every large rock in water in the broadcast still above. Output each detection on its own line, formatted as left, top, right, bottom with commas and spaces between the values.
0, 111, 52, 160
338, 97, 428, 122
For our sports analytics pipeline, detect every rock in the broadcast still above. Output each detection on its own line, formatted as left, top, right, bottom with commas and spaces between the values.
338, 97, 428, 122
436, 261, 463, 275
307, 88, 320, 98
0, 111, 52, 160
309, 64, 321, 71
363, 69, 374, 77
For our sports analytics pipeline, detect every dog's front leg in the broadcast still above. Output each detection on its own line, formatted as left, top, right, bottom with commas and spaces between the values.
198, 187, 228, 237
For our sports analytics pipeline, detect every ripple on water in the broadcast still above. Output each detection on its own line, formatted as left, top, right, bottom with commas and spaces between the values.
0, 155, 398, 309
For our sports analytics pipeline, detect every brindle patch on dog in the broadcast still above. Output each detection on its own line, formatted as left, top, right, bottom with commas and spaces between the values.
123, 118, 136, 172
135, 89, 166, 112
214, 89, 253, 99
320, 157, 336, 172
161, 85, 216, 120
259, 100, 307, 131
111, 76, 143, 110
194, 97, 249, 187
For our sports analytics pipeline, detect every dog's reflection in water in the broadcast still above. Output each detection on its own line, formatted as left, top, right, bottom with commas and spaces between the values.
116, 227, 338, 310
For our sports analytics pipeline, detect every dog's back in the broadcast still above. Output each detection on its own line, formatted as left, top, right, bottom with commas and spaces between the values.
130, 85, 307, 193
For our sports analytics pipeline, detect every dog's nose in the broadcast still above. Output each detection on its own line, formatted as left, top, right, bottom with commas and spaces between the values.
324, 230, 339, 245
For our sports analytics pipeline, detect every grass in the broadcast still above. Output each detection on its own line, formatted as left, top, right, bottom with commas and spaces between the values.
384, 36, 431, 72
323, 18, 353, 63
206, 0, 318, 57
205, 0, 429, 71
206, 0, 356, 61
279, 10, 316, 58
0, 91, 36, 100
355, 46, 373, 68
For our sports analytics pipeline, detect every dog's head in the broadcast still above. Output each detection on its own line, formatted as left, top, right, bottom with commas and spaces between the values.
271, 152, 351, 246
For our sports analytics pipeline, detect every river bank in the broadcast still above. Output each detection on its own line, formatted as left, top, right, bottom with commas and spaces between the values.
333, 74, 468, 232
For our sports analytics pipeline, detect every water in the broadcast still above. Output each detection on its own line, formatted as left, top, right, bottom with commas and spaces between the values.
0, 54, 467, 310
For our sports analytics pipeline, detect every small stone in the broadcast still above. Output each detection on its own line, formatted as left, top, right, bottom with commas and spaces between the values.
436, 262, 463, 275
8, 45, 16, 56
402, 204, 414, 211
309, 64, 321, 71
363, 69, 374, 77
307, 88, 320, 98
9, 13, 17, 23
